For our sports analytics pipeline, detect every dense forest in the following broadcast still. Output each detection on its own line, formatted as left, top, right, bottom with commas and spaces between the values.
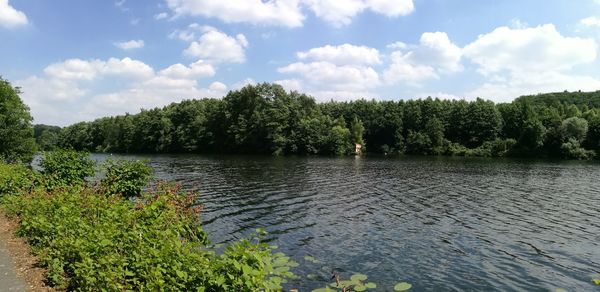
34, 83, 600, 159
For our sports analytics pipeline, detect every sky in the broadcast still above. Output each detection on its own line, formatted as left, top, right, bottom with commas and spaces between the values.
2, 0, 600, 126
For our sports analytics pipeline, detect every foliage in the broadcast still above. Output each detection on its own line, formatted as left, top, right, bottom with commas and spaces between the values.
100, 159, 153, 198
394, 282, 412, 291
560, 138, 595, 160
34, 124, 62, 151
560, 117, 588, 142
37, 83, 600, 160
0, 163, 36, 197
40, 149, 95, 187
0, 77, 37, 162
0, 162, 294, 291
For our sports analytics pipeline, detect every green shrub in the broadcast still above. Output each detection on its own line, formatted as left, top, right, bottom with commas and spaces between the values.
40, 149, 95, 187
101, 159, 153, 198
0, 163, 35, 196
1, 179, 294, 291
561, 138, 596, 160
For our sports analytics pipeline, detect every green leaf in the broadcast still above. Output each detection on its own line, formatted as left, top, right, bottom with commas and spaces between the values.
351, 273, 368, 282
365, 282, 376, 289
394, 282, 412, 291
593, 279, 600, 285
303, 255, 320, 263
311, 288, 334, 292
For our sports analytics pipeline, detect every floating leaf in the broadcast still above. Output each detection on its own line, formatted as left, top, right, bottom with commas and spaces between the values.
394, 282, 412, 291
351, 273, 368, 282
354, 284, 367, 291
365, 282, 377, 289
594, 279, 600, 285
304, 255, 320, 263
307, 273, 317, 280
312, 288, 334, 292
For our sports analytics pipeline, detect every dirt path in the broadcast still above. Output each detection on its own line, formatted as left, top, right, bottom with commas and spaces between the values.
0, 210, 53, 292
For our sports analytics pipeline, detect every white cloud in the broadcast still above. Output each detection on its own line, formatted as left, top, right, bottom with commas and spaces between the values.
297, 43, 381, 65
274, 79, 302, 92
409, 32, 462, 73
0, 0, 28, 28
383, 51, 438, 84
386, 41, 407, 50
209, 81, 227, 92
16, 57, 225, 125
463, 24, 596, 75
182, 26, 248, 63
165, 0, 305, 28
383, 31, 461, 85
164, 0, 414, 27
580, 16, 600, 27
154, 12, 168, 20
463, 24, 600, 100
303, 0, 414, 27
114, 39, 145, 50
279, 61, 380, 91
159, 60, 215, 79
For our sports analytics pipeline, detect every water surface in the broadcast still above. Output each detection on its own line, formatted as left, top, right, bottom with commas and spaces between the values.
93, 154, 600, 291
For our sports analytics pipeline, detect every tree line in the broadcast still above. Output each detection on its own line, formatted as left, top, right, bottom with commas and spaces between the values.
28, 83, 599, 159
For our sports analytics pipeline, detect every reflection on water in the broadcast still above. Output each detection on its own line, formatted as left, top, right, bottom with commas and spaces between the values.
92, 154, 600, 291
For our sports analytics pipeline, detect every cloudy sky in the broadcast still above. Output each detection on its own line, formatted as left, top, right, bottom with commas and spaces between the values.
1, 0, 600, 126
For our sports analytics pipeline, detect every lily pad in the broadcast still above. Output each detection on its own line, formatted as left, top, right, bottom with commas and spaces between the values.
312, 288, 334, 292
594, 279, 600, 285
304, 255, 320, 263
394, 282, 412, 291
365, 282, 377, 289
354, 284, 367, 291
351, 273, 368, 282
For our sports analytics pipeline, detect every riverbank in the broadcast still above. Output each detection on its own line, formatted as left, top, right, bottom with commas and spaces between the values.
0, 151, 296, 291
0, 210, 52, 291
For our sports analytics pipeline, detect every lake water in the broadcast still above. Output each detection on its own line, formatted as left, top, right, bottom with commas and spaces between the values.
92, 154, 600, 291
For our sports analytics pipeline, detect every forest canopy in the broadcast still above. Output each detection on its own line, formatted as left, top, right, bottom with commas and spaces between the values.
34, 83, 600, 159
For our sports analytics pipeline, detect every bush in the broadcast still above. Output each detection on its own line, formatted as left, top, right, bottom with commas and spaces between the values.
561, 138, 596, 160
40, 149, 95, 187
101, 159, 153, 198
1, 182, 294, 291
0, 163, 35, 197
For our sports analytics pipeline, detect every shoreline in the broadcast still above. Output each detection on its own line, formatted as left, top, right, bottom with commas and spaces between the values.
0, 210, 53, 292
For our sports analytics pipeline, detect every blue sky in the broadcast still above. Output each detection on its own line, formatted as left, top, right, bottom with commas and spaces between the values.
1, 0, 600, 126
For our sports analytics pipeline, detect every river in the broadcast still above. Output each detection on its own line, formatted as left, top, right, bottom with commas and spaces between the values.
91, 154, 600, 291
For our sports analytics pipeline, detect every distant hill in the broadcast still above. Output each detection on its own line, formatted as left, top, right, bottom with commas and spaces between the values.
515, 90, 600, 109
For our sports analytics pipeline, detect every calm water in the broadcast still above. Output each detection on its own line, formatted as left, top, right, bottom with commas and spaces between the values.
93, 154, 600, 291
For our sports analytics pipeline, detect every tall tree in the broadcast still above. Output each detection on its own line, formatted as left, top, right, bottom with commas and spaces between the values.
0, 77, 36, 162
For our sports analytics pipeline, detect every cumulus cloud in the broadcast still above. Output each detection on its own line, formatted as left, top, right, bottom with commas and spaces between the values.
463, 24, 596, 75
383, 31, 461, 85
165, 0, 305, 28
114, 39, 145, 50
278, 44, 382, 100
463, 24, 600, 100
297, 43, 381, 65
158, 60, 215, 79
580, 16, 600, 27
303, 0, 414, 27
0, 0, 28, 28
279, 61, 380, 91
16, 58, 226, 125
164, 0, 414, 27
177, 26, 248, 63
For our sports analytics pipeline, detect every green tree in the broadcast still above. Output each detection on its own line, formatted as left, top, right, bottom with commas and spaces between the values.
350, 115, 365, 146
0, 77, 36, 162
560, 117, 588, 142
